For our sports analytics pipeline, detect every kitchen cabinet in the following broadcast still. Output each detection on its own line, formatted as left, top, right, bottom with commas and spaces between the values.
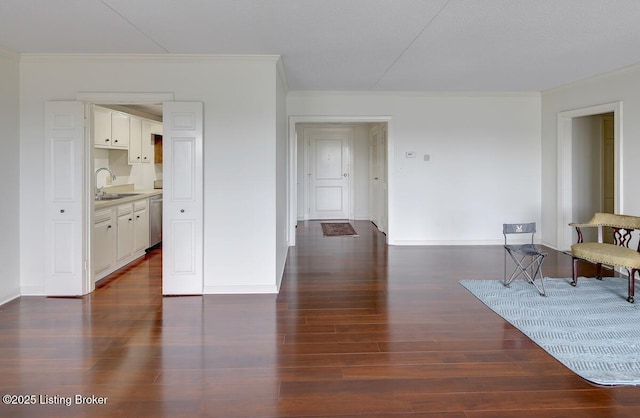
128, 117, 145, 164
116, 203, 134, 262
133, 200, 149, 252
111, 111, 130, 149
130, 119, 156, 164
93, 106, 113, 148
93, 106, 130, 150
94, 195, 152, 282
93, 208, 116, 275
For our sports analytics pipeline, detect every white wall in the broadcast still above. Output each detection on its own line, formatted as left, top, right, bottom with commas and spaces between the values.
288, 92, 542, 244
19, 55, 282, 294
0, 49, 21, 304
541, 64, 640, 248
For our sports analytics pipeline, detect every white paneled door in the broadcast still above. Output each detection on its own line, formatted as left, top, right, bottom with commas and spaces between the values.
162, 102, 203, 295
44, 101, 87, 296
308, 130, 351, 219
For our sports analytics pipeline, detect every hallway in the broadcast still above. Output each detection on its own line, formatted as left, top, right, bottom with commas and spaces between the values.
1, 221, 639, 417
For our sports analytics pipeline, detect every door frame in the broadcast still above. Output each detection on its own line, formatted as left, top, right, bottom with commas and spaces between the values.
556, 101, 622, 250
288, 115, 393, 246
76, 92, 177, 294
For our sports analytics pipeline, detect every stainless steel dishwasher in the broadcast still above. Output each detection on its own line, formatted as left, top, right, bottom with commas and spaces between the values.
148, 194, 162, 249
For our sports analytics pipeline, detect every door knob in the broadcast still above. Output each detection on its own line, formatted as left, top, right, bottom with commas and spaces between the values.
343, 173, 348, 177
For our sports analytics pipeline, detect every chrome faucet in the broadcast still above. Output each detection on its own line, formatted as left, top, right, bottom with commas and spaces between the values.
95, 167, 116, 198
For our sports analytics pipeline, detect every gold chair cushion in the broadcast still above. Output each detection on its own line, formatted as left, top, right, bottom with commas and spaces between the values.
571, 242, 640, 269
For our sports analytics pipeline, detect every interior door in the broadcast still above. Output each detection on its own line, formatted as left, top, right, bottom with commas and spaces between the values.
379, 124, 388, 234
369, 125, 380, 226
162, 102, 203, 295
308, 130, 351, 219
44, 101, 87, 295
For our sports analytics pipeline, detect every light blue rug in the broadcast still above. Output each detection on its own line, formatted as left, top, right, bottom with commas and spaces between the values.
460, 277, 640, 386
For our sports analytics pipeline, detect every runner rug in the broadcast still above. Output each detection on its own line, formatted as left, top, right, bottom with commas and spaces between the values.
460, 277, 640, 386
321, 222, 358, 237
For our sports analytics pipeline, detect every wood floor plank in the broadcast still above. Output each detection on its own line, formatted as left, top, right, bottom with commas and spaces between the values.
0, 220, 637, 417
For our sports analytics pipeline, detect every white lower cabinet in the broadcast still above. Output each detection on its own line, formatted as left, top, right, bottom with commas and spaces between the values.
94, 196, 150, 281
93, 208, 116, 275
116, 203, 134, 262
133, 200, 149, 253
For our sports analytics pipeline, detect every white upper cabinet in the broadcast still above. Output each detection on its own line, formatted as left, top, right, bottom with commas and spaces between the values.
128, 116, 143, 164
132, 119, 158, 164
93, 106, 113, 148
93, 105, 130, 150
110, 111, 130, 149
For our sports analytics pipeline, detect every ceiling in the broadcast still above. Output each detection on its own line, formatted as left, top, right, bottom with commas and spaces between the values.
2, 0, 640, 91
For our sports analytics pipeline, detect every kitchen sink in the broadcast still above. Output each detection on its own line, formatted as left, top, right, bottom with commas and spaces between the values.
95, 193, 141, 201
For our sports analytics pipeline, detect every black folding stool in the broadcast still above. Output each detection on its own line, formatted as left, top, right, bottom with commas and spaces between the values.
503, 222, 547, 296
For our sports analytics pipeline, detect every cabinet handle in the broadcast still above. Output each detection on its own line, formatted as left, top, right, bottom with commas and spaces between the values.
128, 218, 132, 221
136, 215, 140, 219
137, 156, 141, 160
107, 225, 112, 229
114, 139, 119, 143
105, 139, 110, 142
180, 209, 185, 213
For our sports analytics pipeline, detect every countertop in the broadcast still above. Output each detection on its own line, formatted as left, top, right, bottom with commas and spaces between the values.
94, 188, 163, 210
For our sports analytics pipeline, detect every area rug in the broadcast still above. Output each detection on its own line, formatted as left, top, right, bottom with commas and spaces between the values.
460, 277, 640, 386
321, 222, 358, 237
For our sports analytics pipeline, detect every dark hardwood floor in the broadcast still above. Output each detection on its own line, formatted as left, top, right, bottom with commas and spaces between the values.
1, 220, 639, 417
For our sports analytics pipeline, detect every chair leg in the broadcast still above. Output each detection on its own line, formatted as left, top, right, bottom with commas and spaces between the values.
571, 257, 579, 287
596, 263, 603, 280
504, 252, 546, 296
628, 269, 636, 303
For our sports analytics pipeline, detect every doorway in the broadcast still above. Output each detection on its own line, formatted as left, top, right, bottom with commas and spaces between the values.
289, 116, 392, 246
44, 94, 204, 296
556, 102, 621, 250
91, 103, 164, 284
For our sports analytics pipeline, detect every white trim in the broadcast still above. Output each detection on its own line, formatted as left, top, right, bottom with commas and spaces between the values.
394, 239, 513, 246
0, 290, 20, 306
0, 47, 20, 60
544, 62, 640, 96
276, 57, 289, 93
204, 285, 279, 294
556, 101, 622, 251
77, 92, 174, 104
22, 54, 281, 64
288, 115, 393, 246
288, 91, 541, 98
20, 286, 46, 296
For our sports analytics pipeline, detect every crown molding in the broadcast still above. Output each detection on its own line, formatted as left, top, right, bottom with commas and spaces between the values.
287, 90, 541, 98
20, 53, 282, 64
0, 47, 20, 61
543, 62, 640, 96
276, 57, 289, 93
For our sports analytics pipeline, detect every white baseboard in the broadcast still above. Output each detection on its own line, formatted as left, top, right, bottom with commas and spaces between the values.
0, 288, 21, 306
203, 284, 279, 294
391, 239, 504, 246
19, 285, 45, 296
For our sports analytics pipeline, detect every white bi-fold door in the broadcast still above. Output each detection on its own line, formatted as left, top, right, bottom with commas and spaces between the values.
162, 102, 204, 295
44, 101, 87, 295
